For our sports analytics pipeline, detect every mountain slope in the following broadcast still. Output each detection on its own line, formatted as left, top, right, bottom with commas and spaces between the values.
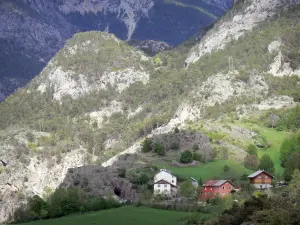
0, 0, 233, 100
0, 0, 300, 223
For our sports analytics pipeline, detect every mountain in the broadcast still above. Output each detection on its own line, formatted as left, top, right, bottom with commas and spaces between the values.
0, 0, 233, 101
0, 0, 300, 223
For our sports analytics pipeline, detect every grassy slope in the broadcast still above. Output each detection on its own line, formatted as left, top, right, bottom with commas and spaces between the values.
162, 160, 252, 181
11, 207, 194, 225
239, 123, 289, 175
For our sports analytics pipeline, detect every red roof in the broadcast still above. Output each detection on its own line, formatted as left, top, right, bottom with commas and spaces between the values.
203, 180, 235, 187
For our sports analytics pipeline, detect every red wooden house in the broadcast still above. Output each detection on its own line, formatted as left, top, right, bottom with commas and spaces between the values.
248, 170, 274, 189
199, 180, 235, 201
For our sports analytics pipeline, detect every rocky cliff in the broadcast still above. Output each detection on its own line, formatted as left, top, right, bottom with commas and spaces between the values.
0, 0, 233, 100
186, 0, 300, 65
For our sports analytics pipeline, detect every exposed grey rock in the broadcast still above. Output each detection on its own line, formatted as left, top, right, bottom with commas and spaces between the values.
186, 0, 300, 65
60, 165, 137, 201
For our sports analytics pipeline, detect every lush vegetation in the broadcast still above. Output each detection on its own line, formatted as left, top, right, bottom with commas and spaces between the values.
13, 188, 122, 223
204, 170, 300, 225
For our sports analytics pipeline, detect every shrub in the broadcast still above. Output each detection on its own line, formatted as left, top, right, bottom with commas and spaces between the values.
180, 151, 193, 164
247, 144, 258, 156
153, 141, 165, 156
141, 138, 153, 153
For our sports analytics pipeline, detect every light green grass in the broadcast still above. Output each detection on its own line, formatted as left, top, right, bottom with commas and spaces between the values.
11, 207, 193, 225
161, 160, 252, 181
255, 128, 288, 175
238, 123, 290, 175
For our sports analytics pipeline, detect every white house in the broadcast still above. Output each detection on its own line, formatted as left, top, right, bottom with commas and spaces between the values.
153, 169, 177, 196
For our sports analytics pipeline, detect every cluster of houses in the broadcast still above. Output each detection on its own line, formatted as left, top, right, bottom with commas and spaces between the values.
153, 169, 274, 201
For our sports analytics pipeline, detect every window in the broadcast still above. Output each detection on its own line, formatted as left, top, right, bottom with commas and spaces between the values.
258, 176, 261, 178
172, 180, 174, 183
222, 187, 225, 189
164, 184, 167, 188
265, 176, 268, 178
158, 184, 160, 188
229, 186, 231, 190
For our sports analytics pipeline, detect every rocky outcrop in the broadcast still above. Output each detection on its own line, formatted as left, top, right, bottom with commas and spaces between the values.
268, 41, 300, 76
186, 0, 300, 65
128, 40, 172, 56
60, 165, 137, 201
0, 143, 86, 223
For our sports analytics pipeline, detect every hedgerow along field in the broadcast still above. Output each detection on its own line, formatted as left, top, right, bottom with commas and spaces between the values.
11, 206, 202, 225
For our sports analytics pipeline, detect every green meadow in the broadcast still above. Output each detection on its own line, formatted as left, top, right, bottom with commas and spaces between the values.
10, 207, 195, 225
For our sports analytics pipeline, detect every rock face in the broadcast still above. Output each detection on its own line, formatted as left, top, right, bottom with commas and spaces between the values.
0, 141, 86, 223
60, 165, 137, 201
0, 0, 233, 100
128, 40, 172, 56
185, 0, 300, 65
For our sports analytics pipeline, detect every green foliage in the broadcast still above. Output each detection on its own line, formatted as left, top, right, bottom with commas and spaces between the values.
28, 195, 48, 219
259, 154, 275, 174
247, 144, 258, 156
283, 152, 300, 181
142, 138, 153, 153
277, 105, 300, 131
153, 141, 165, 156
25, 188, 122, 222
180, 151, 193, 164
174, 127, 180, 133
280, 134, 300, 166
180, 181, 197, 199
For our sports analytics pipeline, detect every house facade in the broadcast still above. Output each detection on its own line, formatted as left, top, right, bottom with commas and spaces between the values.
153, 169, 177, 196
199, 180, 235, 201
248, 170, 274, 189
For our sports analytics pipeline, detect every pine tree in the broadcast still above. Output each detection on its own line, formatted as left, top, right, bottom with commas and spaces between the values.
259, 154, 275, 174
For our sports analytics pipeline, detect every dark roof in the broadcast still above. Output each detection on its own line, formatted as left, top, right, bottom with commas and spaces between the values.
203, 180, 235, 187
154, 179, 176, 187
190, 177, 198, 182
248, 170, 274, 178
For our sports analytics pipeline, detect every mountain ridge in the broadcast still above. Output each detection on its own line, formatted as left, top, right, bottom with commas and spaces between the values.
0, 0, 233, 100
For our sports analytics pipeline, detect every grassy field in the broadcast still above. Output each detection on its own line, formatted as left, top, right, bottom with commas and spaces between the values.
11, 207, 197, 225
239, 123, 289, 175
162, 160, 253, 181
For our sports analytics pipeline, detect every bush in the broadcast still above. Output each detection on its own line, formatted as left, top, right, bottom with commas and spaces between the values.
180, 151, 193, 164
28, 195, 49, 219
153, 141, 165, 156
247, 144, 258, 156
141, 138, 153, 153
